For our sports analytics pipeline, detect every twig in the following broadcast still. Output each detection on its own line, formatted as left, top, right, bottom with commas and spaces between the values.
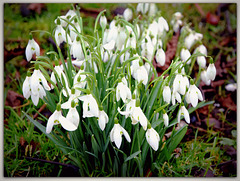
23, 156, 79, 171
33, 104, 46, 119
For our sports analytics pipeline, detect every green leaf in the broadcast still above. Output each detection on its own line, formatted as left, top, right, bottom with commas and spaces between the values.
23, 112, 69, 155
124, 150, 141, 162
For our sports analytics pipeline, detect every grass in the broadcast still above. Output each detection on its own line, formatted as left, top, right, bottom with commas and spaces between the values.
4, 3, 236, 177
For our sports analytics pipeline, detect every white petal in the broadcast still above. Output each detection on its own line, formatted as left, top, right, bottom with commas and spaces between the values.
113, 125, 122, 148
59, 114, 77, 131
31, 93, 39, 106
103, 39, 115, 50
22, 76, 31, 99
66, 107, 80, 128
121, 126, 131, 143
182, 106, 190, 124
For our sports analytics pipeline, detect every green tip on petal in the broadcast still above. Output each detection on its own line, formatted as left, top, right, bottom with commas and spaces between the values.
114, 118, 119, 124
56, 103, 61, 111
99, 105, 103, 111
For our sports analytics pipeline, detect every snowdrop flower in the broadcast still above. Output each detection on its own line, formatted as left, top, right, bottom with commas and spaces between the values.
148, 3, 158, 17
66, 101, 80, 128
126, 33, 136, 49
69, 18, 81, 41
79, 94, 99, 118
146, 125, 160, 151
136, 65, 148, 85
147, 21, 159, 38
70, 36, 84, 60
163, 85, 171, 104
201, 70, 211, 86
141, 38, 154, 61
171, 91, 181, 105
50, 63, 70, 97
137, 3, 149, 14
171, 12, 183, 33
197, 56, 206, 68
22, 72, 32, 99
177, 105, 190, 124
30, 67, 51, 106
206, 63, 216, 81
156, 48, 166, 66
73, 66, 87, 94
116, 26, 127, 50
116, 77, 132, 103
194, 45, 207, 68
61, 88, 79, 109
55, 19, 72, 46
98, 109, 109, 131
131, 100, 148, 130
130, 57, 140, 79
103, 39, 115, 51
180, 48, 191, 64
110, 119, 131, 149
173, 72, 189, 95
185, 80, 203, 107
46, 104, 77, 134
25, 35, 40, 62
100, 15, 107, 29
123, 8, 133, 21
225, 83, 237, 92
158, 17, 169, 34
117, 98, 136, 118
54, 9, 77, 27
163, 111, 169, 127
185, 32, 203, 49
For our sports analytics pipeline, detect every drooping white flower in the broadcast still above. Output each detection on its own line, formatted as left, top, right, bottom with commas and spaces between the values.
185, 83, 203, 107
50, 65, 71, 97
22, 75, 31, 99
73, 67, 87, 94
148, 3, 158, 17
184, 32, 203, 49
147, 20, 159, 38
136, 65, 148, 85
116, 77, 132, 103
110, 123, 131, 149
171, 12, 183, 33
146, 127, 160, 151
79, 94, 99, 118
206, 63, 216, 81
136, 3, 149, 14
100, 15, 107, 29
156, 48, 166, 66
141, 38, 154, 61
25, 38, 40, 62
70, 37, 84, 60
171, 91, 182, 105
66, 106, 80, 128
177, 105, 190, 124
225, 83, 237, 92
61, 88, 79, 109
197, 56, 206, 68
98, 110, 109, 131
200, 70, 211, 86
55, 24, 72, 46
180, 48, 191, 64
54, 10, 77, 27
69, 18, 81, 41
46, 106, 77, 134
163, 112, 169, 127
132, 106, 148, 130
117, 99, 136, 118
123, 8, 133, 21
163, 85, 171, 104
30, 68, 51, 106
158, 17, 169, 35
173, 73, 189, 95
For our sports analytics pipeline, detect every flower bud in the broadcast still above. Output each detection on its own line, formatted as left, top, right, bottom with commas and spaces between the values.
123, 8, 133, 21
100, 15, 107, 29
206, 63, 216, 81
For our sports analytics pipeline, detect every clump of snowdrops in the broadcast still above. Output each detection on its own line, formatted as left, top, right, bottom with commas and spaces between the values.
22, 3, 216, 176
